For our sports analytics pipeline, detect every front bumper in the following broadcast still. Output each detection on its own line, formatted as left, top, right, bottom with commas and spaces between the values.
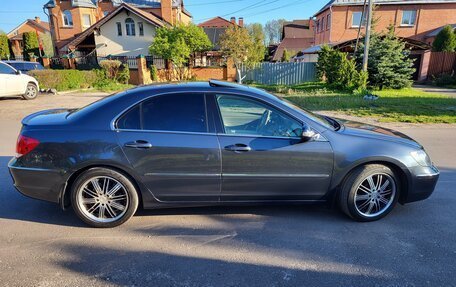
404, 165, 440, 203
8, 157, 64, 204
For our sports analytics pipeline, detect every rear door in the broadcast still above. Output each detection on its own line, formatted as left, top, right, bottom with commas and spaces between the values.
212, 93, 333, 201
115, 92, 222, 202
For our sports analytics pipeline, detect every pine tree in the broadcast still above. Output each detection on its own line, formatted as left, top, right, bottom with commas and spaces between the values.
356, 27, 415, 89
432, 25, 456, 52
0, 33, 10, 59
22, 32, 40, 60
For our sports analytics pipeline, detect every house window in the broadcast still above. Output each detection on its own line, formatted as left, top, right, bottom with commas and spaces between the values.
401, 10, 417, 26
138, 22, 144, 36
62, 10, 73, 27
321, 18, 325, 32
82, 14, 91, 27
103, 11, 109, 17
326, 14, 331, 30
125, 18, 135, 36
352, 11, 365, 27
316, 20, 320, 33
116, 22, 122, 36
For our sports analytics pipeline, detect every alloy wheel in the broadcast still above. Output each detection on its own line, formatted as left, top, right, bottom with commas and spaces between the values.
77, 176, 129, 223
354, 173, 396, 218
25, 85, 37, 99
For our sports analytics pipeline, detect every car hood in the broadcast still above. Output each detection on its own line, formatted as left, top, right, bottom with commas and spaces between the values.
338, 119, 421, 148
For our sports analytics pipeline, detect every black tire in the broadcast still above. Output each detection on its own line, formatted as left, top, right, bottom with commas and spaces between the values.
23, 83, 38, 100
71, 167, 139, 228
339, 164, 399, 222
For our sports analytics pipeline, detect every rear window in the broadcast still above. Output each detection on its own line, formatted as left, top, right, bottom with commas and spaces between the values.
116, 93, 207, 133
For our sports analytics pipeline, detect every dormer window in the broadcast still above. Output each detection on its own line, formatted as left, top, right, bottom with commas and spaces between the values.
62, 10, 73, 27
125, 18, 136, 36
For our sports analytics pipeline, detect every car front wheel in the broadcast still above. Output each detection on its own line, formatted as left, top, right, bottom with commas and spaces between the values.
339, 164, 399, 221
71, 167, 139, 228
23, 83, 38, 100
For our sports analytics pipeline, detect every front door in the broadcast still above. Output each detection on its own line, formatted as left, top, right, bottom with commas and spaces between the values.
213, 94, 333, 201
116, 93, 221, 202
0, 63, 22, 96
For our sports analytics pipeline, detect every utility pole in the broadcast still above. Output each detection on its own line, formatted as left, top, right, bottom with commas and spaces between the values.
362, 0, 374, 71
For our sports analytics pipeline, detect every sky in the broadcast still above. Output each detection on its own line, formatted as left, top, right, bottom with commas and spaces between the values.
0, 0, 329, 33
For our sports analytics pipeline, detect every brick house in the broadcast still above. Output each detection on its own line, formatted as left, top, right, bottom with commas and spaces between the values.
197, 16, 243, 66
6, 17, 52, 58
44, 0, 192, 55
271, 19, 314, 62
314, 0, 456, 46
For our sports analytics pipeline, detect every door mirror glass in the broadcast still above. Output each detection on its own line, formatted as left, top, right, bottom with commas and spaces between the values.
301, 125, 316, 142
16, 70, 21, 75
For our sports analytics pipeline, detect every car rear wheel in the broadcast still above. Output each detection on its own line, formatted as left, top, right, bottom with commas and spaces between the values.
23, 83, 38, 100
71, 168, 139, 228
339, 164, 399, 221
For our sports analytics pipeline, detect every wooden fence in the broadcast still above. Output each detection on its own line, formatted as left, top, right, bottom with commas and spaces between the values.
427, 51, 456, 78
240, 62, 316, 85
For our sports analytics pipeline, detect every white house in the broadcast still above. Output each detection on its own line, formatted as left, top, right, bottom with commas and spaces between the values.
66, 3, 166, 57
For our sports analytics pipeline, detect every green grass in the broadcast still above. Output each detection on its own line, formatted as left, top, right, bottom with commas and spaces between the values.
250, 82, 456, 124
94, 83, 134, 93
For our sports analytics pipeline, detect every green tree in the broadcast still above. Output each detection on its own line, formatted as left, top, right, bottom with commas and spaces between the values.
39, 33, 54, 56
264, 19, 286, 45
0, 33, 10, 59
219, 25, 254, 83
317, 45, 367, 91
22, 31, 40, 60
246, 23, 266, 63
281, 49, 293, 62
356, 27, 414, 89
432, 25, 456, 52
149, 23, 211, 80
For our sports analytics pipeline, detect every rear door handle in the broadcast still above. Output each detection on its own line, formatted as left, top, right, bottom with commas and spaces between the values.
124, 140, 153, 149
225, 144, 252, 152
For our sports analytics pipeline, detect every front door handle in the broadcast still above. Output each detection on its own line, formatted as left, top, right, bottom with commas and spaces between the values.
124, 140, 153, 149
225, 144, 252, 152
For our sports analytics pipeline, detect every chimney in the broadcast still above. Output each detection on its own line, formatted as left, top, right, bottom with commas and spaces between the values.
230, 17, 236, 25
35, 16, 41, 23
238, 17, 244, 27
161, 0, 174, 25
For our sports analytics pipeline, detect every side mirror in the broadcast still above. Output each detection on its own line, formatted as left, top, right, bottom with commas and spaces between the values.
301, 125, 316, 142
16, 70, 22, 75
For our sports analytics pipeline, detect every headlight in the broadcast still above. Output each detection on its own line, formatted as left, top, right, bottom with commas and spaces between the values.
410, 150, 432, 167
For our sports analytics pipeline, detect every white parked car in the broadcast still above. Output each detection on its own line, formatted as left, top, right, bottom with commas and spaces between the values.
0, 61, 39, 100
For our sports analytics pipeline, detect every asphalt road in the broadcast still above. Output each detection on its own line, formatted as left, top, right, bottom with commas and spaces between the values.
0, 100, 455, 286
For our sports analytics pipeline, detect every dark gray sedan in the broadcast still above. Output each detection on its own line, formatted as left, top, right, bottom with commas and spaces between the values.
8, 80, 439, 227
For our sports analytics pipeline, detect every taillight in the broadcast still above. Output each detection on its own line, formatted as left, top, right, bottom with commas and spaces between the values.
16, 135, 40, 157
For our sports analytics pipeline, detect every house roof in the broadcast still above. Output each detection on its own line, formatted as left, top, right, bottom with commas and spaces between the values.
198, 16, 236, 28
64, 3, 167, 52
282, 20, 313, 40
315, 0, 456, 16
7, 18, 50, 38
426, 24, 456, 37
202, 27, 228, 50
272, 38, 315, 61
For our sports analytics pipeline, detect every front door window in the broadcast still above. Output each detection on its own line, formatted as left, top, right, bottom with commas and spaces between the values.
216, 94, 302, 138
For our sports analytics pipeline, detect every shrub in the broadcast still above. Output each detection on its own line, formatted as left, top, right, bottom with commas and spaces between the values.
22, 32, 40, 60
150, 64, 158, 81
317, 45, 367, 91
99, 60, 129, 84
28, 70, 97, 91
432, 73, 456, 86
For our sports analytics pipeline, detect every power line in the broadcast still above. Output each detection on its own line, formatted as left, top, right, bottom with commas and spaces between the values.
186, 0, 244, 7
241, 0, 312, 18
195, 0, 279, 22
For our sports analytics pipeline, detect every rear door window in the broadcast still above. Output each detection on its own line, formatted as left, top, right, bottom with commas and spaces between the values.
117, 93, 208, 133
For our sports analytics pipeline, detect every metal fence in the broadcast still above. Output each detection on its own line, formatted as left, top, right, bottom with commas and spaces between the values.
240, 62, 316, 85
